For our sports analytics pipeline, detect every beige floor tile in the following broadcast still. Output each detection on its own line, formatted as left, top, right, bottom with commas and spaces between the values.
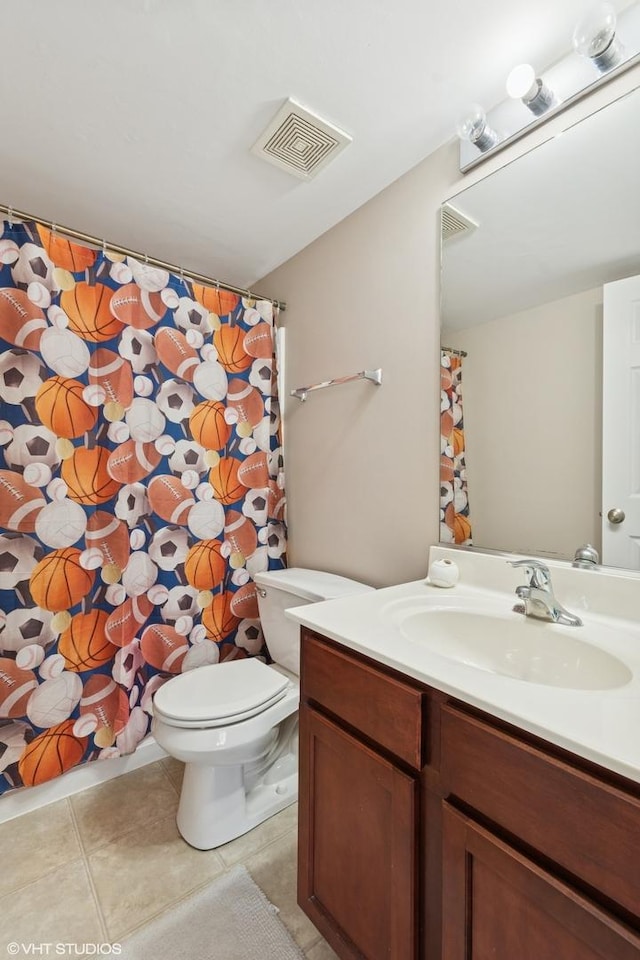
0, 859, 103, 952
217, 801, 298, 866
70, 762, 178, 853
159, 756, 184, 793
305, 938, 341, 960
0, 799, 82, 898
247, 831, 319, 951
87, 813, 225, 939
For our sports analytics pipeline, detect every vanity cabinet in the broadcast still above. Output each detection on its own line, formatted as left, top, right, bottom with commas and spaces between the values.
298, 632, 424, 960
299, 707, 417, 960
298, 628, 640, 960
441, 804, 640, 960
439, 705, 640, 921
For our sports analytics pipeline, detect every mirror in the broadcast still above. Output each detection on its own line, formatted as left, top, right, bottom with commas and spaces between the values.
440, 82, 640, 568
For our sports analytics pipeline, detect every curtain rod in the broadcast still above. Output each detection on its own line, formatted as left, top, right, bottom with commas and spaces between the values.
441, 346, 468, 357
0, 203, 286, 312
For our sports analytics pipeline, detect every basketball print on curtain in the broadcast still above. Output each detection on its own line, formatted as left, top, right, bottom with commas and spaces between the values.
440, 351, 472, 544
0, 218, 287, 795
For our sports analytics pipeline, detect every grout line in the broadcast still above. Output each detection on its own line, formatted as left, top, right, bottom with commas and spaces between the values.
110, 811, 299, 941
112, 854, 229, 942
73, 807, 179, 858
0, 853, 88, 903
0, 799, 86, 900
157, 758, 183, 798
306, 931, 323, 951
242, 820, 298, 866
67, 798, 110, 942
218, 826, 294, 866
64, 764, 181, 857
304, 940, 338, 959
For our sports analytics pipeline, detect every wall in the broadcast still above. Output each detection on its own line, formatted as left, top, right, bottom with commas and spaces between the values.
444, 287, 602, 559
259, 65, 640, 588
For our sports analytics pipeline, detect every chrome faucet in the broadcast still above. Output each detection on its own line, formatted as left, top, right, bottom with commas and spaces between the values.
509, 559, 582, 626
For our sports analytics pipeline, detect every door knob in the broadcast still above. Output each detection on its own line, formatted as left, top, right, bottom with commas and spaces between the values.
607, 507, 625, 524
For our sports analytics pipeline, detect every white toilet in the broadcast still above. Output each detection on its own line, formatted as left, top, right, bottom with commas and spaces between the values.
152, 567, 373, 850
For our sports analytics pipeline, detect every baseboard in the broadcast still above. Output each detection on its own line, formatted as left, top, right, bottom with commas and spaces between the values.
0, 736, 168, 824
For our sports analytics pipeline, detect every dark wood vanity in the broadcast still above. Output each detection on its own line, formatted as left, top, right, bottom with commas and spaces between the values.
298, 628, 640, 959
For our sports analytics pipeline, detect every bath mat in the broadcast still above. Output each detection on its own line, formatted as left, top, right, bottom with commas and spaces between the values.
121, 865, 306, 960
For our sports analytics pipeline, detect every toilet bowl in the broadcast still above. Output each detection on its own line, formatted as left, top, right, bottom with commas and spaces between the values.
152, 567, 373, 850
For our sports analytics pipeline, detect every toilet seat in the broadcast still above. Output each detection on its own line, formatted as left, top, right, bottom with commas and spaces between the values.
153, 658, 290, 729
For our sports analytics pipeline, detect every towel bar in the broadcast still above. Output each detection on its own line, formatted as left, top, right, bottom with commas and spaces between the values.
290, 368, 382, 402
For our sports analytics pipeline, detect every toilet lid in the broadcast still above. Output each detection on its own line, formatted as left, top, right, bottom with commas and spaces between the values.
153, 658, 290, 727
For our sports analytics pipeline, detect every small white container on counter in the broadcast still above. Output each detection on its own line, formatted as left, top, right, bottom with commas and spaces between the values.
428, 558, 459, 588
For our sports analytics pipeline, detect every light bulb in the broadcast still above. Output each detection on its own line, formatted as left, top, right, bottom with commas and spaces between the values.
506, 64, 538, 101
455, 105, 498, 153
506, 64, 556, 116
573, 2, 625, 72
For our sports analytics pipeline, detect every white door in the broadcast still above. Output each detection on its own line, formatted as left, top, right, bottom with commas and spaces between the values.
602, 275, 640, 568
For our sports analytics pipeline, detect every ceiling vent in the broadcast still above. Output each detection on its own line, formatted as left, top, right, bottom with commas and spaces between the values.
441, 203, 478, 243
252, 99, 352, 180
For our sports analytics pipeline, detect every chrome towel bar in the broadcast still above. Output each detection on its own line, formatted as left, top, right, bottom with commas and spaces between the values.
290, 368, 382, 402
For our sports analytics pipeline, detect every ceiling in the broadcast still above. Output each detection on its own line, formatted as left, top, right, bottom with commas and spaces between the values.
0, 0, 631, 291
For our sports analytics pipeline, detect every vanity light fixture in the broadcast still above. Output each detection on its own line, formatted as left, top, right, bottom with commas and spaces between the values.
506, 64, 556, 115
455, 104, 499, 153
456, 0, 640, 171
572, 2, 625, 72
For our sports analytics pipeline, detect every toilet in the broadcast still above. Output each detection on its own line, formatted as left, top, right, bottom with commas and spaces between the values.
152, 567, 373, 850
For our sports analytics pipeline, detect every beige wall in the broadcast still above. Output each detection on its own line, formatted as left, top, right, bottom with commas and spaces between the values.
444, 287, 602, 561
259, 66, 640, 589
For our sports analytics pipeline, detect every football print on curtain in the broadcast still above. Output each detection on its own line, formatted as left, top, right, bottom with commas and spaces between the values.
440, 350, 471, 544
0, 218, 287, 795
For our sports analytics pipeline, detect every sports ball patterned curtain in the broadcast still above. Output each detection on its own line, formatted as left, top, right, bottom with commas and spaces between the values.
440, 350, 471, 545
0, 219, 287, 795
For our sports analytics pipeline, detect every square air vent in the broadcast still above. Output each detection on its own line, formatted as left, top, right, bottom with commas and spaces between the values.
441, 203, 478, 243
252, 99, 352, 180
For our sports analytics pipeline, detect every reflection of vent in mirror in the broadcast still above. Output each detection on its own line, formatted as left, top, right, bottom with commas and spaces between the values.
252, 99, 352, 180
441, 203, 478, 242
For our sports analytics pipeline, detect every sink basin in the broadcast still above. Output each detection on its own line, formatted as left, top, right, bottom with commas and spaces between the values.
383, 597, 633, 690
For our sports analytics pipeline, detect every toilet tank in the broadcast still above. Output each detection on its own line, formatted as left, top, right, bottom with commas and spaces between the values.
253, 568, 373, 676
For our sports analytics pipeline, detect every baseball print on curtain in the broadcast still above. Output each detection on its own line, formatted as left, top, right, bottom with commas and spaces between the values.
0, 218, 287, 795
440, 350, 472, 545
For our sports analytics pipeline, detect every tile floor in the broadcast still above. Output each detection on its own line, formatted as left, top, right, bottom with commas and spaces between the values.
0, 758, 338, 959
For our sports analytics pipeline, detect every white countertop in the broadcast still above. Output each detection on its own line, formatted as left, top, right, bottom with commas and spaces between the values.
286, 548, 640, 785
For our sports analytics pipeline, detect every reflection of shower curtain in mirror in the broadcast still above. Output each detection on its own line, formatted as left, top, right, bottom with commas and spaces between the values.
440, 351, 471, 544
0, 218, 287, 795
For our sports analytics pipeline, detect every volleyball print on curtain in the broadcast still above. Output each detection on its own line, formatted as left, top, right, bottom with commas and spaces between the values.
440, 350, 471, 544
0, 218, 287, 795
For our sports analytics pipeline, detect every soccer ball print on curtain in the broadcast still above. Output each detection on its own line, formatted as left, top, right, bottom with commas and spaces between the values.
0, 219, 287, 795
440, 350, 471, 544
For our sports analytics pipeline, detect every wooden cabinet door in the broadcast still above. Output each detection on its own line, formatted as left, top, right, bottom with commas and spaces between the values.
298, 703, 418, 960
442, 802, 640, 960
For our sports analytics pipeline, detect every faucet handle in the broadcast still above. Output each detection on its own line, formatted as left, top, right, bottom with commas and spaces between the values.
508, 558, 551, 589
572, 544, 599, 568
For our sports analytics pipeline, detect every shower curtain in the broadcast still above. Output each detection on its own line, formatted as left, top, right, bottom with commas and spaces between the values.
0, 218, 287, 795
440, 350, 471, 544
